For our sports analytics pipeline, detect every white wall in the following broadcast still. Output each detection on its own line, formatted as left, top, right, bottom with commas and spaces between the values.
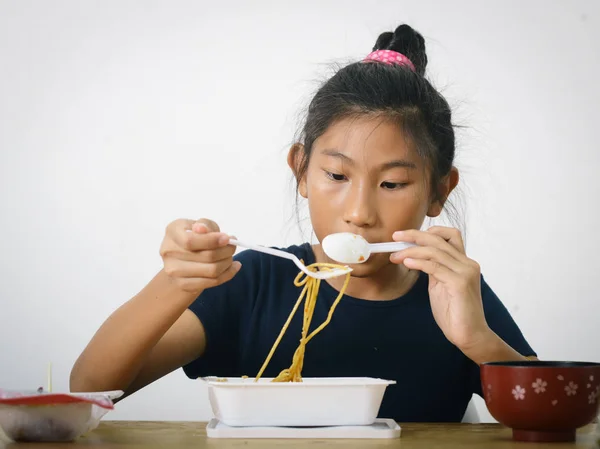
1, 0, 599, 424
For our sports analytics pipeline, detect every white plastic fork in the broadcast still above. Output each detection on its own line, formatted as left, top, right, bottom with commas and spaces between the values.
229, 238, 352, 280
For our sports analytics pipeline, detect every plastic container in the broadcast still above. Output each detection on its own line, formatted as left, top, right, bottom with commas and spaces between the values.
202, 377, 395, 427
0, 389, 122, 442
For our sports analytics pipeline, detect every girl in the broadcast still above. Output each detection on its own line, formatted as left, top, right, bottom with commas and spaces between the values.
70, 24, 536, 422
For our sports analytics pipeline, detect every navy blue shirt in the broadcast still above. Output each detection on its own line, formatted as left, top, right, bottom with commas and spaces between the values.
183, 243, 536, 422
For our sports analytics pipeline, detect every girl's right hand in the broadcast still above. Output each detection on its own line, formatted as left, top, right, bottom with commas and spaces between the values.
159, 218, 241, 296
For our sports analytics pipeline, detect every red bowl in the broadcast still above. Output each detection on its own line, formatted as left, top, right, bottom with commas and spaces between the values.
481, 361, 600, 442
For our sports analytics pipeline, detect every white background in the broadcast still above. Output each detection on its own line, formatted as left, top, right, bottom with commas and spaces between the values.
1, 0, 599, 424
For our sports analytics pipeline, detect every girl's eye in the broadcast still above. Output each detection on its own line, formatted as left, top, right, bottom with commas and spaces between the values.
381, 181, 408, 190
325, 171, 347, 182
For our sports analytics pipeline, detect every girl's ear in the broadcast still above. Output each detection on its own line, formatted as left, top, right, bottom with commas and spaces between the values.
287, 143, 308, 198
427, 166, 459, 217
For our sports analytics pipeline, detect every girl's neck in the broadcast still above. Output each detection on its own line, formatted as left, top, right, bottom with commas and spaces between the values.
311, 244, 420, 301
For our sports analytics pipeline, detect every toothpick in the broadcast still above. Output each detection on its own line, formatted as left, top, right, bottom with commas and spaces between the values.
47, 362, 52, 393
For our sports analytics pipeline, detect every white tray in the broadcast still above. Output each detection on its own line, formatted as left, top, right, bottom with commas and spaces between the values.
206, 418, 401, 439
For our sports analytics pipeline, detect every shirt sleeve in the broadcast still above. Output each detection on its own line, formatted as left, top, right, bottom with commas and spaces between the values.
470, 275, 537, 397
182, 248, 260, 379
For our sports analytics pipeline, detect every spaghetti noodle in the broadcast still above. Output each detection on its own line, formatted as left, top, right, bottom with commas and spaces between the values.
255, 262, 351, 382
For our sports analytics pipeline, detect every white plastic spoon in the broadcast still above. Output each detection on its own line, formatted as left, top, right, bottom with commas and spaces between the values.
322, 232, 416, 264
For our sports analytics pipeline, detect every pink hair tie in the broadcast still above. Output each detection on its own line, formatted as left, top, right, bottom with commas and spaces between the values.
363, 49, 415, 72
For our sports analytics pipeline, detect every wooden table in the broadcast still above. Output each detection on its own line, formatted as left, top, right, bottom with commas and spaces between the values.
1, 421, 598, 448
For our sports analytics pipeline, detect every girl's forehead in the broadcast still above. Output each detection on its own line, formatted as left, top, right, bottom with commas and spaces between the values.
313, 116, 418, 164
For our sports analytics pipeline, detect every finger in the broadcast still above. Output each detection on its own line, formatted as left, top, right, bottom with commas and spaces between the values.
391, 246, 465, 273
173, 226, 230, 252
162, 245, 237, 263
393, 229, 465, 260
165, 258, 238, 280
426, 226, 465, 252
402, 257, 458, 283
195, 245, 236, 263
192, 218, 220, 233
166, 218, 195, 234
176, 261, 242, 292
202, 261, 243, 289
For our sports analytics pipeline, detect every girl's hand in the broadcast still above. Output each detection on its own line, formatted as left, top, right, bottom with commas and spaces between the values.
390, 226, 491, 352
159, 218, 241, 296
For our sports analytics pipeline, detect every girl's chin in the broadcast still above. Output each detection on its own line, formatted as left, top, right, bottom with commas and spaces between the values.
345, 257, 399, 278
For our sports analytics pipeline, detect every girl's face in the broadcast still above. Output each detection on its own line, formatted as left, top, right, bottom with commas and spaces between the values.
291, 116, 453, 278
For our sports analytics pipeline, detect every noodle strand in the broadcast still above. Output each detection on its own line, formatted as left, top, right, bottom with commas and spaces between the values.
254, 262, 351, 382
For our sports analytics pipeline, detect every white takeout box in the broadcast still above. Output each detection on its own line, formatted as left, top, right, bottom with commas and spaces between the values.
0, 390, 123, 442
202, 377, 396, 427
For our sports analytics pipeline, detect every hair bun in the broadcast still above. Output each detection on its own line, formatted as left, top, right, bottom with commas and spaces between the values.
373, 24, 427, 76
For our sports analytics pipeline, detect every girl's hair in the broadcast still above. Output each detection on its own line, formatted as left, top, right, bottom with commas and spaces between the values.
294, 24, 458, 224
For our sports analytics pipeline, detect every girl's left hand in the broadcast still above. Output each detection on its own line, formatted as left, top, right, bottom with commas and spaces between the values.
390, 226, 491, 352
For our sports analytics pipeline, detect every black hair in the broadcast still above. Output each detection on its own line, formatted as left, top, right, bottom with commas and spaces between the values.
293, 24, 459, 225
